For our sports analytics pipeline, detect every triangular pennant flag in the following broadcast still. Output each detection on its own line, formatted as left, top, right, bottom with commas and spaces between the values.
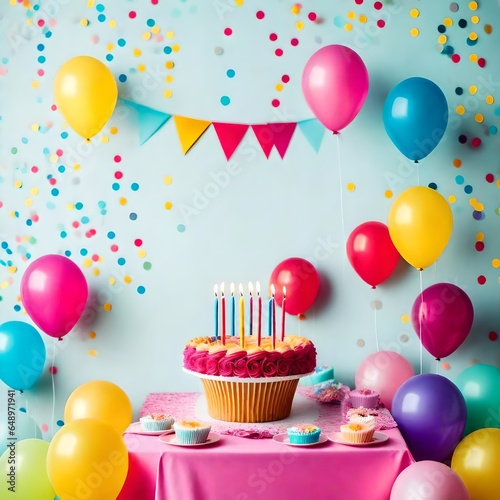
251, 124, 274, 158
121, 99, 171, 145
271, 122, 297, 159
298, 118, 325, 153
212, 122, 249, 160
173, 116, 212, 154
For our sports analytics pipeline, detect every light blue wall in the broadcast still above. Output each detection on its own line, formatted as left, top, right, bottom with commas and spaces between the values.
1, 1, 499, 433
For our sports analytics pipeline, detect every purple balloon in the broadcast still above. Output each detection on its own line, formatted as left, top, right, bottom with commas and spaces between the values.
392, 374, 467, 462
411, 283, 474, 359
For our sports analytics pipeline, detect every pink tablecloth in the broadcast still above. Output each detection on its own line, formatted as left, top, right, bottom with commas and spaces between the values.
118, 392, 414, 500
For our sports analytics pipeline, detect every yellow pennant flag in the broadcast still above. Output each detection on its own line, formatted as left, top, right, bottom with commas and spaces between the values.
173, 116, 211, 154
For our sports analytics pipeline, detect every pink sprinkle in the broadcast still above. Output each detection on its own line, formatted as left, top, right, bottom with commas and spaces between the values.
282, 74, 290, 83
290, 38, 299, 46
72, 221, 79, 228
49, 178, 57, 185
256, 10, 265, 20
478, 57, 486, 68
134, 238, 143, 247
51, 104, 57, 111
269, 33, 278, 41
355, 0, 363, 4
37, 19, 45, 27
129, 11, 137, 18
275, 48, 283, 57
32, 214, 39, 222
49, 366, 58, 375
477, 275, 486, 285
37, 69, 44, 76
475, 241, 484, 252
92, 254, 99, 262
308, 12, 317, 21
151, 0, 158, 4
451, 54, 461, 63
111, 244, 119, 252
114, 155, 121, 163
471, 137, 481, 147
115, 171, 123, 179
56, 149, 63, 156
31, 166, 39, 173
41, 424, 49, 433
374, 1, 383, 10
377, 19, 386, 28
486, 173, 494, 183
224, 27, 233, 36
489, 331, 498, 341
271, 99, 280, 108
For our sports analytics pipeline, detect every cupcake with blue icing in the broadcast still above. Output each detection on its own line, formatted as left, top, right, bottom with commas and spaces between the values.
287, 423, 321, 444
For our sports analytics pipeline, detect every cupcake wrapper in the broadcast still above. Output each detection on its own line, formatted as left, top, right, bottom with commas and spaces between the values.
174, 427, 211, 444
349, 395, 379, 409
140, 417, 174, 431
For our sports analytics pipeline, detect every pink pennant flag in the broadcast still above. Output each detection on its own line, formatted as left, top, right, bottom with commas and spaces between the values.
212, 123, 249, 160
252, 123, 297, 159
251, 124, 274, 158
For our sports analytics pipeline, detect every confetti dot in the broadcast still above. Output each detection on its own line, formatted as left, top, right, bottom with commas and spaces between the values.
477, 275, 486, 285
456, 105, 465, 115
410, 28, 419, 37
410, 9, 419, 18
484, 24, 492, 34
220, 96, 230, 106
451, 53, 461, 63
474, 113, 484, 123
256, 11, 265, 20
346, 182, 355, 192
48, 366, 58, 374
468, 1, 478, 11
438, 34, 447, 44
441, 362, 451, 371
356, 339, 365, 348
384, 190, 393, 198
493, 258, 500, 268
444, 17, 453, 27
137, 286, 146, 294
214, 47, 223, 55
469, 31, 478, 41
478, 58, 486, 68
226, 69, 235, 78
377, 20, 385, 28
275, 48, 283, 57
475, 241, 485, 251
458, 135, 468, 144
458, 19, 467, 28
271, 99, 280, 108
438, 25, 446, 33
455, 87, 463, 95
177, 224, 186, 232
471, 137, 481, 148
489, 331, 498, 341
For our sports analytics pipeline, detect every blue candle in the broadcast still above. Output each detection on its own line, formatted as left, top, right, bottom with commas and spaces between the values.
230, 282, 235, 337
248, 281, 254, 336
268, 296, 272, 337
214, 284, 219, 340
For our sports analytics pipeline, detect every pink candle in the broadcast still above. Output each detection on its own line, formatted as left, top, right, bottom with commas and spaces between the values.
281, 286, 286, 342
257, 281, 262, 346
271, 284, 276, 349
248, 281, 254, 336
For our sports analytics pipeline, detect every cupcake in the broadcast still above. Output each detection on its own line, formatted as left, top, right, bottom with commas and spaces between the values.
301, 365, 334, 386
313, 380, 350, 403
287, 424, 321, 444
139, 413, 175, 432
349, 388, 380, 409
348, 414, 376, 428
339, 422, 375, 444
173, 419, 211, 444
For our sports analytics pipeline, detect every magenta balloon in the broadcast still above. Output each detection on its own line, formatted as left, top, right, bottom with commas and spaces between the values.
390, 461, 469, 500
411, 283, 474, 359
392, 374, 467, 462
302, 44, 369, 133
355, 351, 415, 412
20, 255, 88, 339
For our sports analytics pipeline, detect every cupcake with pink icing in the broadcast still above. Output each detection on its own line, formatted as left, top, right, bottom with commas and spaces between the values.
349, 387, 380, 409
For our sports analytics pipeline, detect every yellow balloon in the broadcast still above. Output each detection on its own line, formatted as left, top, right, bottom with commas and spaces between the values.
451, 428, 500, 499
47, 419, 128, 500
64, 380, 132, 434
54, 55, 117, 139
388, 186, 452, 270
0, 439, 56, 499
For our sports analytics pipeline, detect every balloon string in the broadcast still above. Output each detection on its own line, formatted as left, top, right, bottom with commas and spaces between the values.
436, 358, 439, 375
51, 338, 56, 439
334, 133, 346, 244
374, 305, 380, 352
419, 270, 424, 375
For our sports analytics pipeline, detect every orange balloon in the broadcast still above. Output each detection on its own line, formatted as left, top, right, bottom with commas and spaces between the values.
64, 380, 132, 434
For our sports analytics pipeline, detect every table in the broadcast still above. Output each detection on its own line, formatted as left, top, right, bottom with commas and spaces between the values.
119, 391, 414, 500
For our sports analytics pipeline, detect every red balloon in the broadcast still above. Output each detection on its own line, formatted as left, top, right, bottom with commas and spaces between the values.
346, 221, 400, 288
411, 283, 474, 359
20, 254, 88, 339
269, 257, 320, 316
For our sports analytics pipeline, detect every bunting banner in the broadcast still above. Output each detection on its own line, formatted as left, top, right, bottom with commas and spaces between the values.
121, 100, 327, 159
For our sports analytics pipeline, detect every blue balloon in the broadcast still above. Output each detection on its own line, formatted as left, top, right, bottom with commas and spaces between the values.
383, 77, 448, 162
0, 321, 46, 390
392, 374, 466, 462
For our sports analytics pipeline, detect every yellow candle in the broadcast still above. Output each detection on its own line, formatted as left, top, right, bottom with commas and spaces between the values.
239, 283, 245, 348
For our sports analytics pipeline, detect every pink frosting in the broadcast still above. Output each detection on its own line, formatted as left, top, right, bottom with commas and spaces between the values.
184, 336, 317, 379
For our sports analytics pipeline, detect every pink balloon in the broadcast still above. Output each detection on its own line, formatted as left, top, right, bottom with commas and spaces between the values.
411, 283, 474, 360
391, 461, 469, 500
20, 254, 88, 339
355, 351, 414, 412
302, 44, 369, 133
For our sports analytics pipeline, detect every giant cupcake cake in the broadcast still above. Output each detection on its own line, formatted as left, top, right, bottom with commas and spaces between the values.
183, 335, 316, 422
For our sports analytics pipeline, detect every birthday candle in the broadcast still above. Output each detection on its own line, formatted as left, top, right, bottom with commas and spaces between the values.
239, 283, 245, 348
248, 281, 254, 336
257, 281, 262, 346
214, 284, 219, 340
268, 285, 273, 337
230, 282, 235, 337
281, 286, 287, 342
221, 282, 226, 345
271, 284, 276, 349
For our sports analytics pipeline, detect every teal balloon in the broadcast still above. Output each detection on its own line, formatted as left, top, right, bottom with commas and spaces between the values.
455, 364, 500, 436
383, 77, 448, 162
0, 321, 46, 390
